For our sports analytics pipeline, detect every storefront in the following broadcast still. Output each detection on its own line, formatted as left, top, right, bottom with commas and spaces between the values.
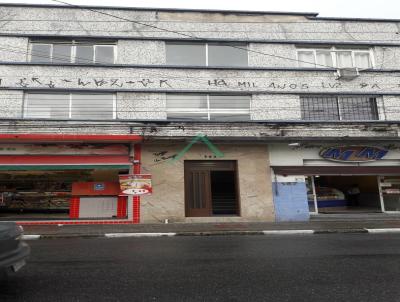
0, 169, 129, 220
269, 143, 400, 221
0, 134, 141, 223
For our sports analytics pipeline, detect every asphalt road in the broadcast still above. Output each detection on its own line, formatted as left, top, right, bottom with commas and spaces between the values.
1, 234, 400, 302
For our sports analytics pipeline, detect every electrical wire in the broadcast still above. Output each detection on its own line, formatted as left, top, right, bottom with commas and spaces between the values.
48, 0, 354, 69
0, 0, 398, 76
0, 1, 398, 125
0, 14, 396, 78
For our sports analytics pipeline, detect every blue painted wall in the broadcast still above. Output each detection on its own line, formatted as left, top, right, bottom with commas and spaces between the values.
273, 182, 310, 222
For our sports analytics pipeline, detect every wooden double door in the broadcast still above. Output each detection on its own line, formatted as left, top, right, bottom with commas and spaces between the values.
184, 160, 239, 217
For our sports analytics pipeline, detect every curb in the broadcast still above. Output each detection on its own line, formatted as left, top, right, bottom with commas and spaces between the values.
314, 228, 368, 234
105, 232, 177, 238
263, 230, 314, 235
21, 228, 400, 239
365, 228, 400, 234
176, 231, 264, 236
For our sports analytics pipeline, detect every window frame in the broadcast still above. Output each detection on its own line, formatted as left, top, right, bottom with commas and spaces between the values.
165, 42, 249, 67
166, 94, 251, 121
300, 95, 380, 121
29, 40, 117, 64
23, 92, 116, 120
296, 47, 374, 69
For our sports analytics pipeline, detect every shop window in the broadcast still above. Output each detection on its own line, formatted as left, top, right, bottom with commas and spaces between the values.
166, 94, 251, 121
297, 47, 373, 69
0, 168, 129, 221
24, 93, 116, 119
166, 42, 248, 67
30, 40, 116, 64
301, 96, 379, 121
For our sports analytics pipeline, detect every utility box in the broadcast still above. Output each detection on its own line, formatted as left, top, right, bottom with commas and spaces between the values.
336, 68, 360, 80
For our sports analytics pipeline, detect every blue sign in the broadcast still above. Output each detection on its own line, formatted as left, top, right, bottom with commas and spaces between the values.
94, 183, 105, 191
320, 146, 388, 162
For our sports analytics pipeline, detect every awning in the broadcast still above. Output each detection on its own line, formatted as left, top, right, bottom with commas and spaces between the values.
0, 165, 130, 171
0, 155, 131, 165
0, 134, 142, 143
272, 166, 400, 176
0, 154, 132, 171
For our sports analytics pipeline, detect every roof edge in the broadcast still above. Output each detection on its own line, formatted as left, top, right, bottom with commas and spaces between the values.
0, 2, 319, 17
307, 16, 400, 23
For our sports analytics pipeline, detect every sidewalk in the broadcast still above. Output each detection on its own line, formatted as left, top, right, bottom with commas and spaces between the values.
20, 216, 400, 239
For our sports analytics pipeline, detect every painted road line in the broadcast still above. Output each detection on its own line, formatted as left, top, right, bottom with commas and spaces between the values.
105, 232, 177, 238
22, 235, 41, 240
366, 228, 400, 234
262, 230, 314, 235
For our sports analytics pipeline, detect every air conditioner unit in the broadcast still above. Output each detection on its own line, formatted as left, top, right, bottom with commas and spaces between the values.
336, 67, 360, 80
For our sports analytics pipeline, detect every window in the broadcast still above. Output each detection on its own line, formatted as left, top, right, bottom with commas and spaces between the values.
24, 93, 115, 119
30, 40, 116, 64
31, 44, 54, 63
166, 94, 251, 121
166, 42, 248, 67
165, 43, 206, 66
301, 96, 378, 121
297, 47, 373, 69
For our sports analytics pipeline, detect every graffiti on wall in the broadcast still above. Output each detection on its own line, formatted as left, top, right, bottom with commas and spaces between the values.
0, 76, 396, 92
152, 151, 177, 163
208, 79, 384, 90
0, 77, 172, 89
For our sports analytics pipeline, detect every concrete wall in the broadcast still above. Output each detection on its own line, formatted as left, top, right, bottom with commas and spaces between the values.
0, 89, 397, 123
0, 64, 399, 122
0, 5, 399, 137
252, 94, 301, 120
0, 90, 23, 118
0, 6, 399, 68
1, 65, 398, 94
0, 5, 399, 44
382, 95, 400, 120
117, 92, 166, 120
139, 143, 274, 223
374, 47, 400, 70
116, 40, 166, 65
248, 43, 298, 68
0, 37, 28, 62
1, 36, 400, 69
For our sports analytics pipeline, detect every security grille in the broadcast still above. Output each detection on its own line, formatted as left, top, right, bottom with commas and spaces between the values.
300, 96, 339, 120
301, 96, 378, 121
339, 96, 378, 120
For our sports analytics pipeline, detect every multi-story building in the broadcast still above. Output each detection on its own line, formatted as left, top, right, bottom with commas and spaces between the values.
0, 3, 400, 224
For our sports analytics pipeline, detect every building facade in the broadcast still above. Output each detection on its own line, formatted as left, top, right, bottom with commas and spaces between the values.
1, 4, 400, 224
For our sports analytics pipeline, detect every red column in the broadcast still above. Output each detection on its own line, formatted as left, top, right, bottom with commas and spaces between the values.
117, 196, 128, 218
133, 144, 141, 224
69, 197, 80, 219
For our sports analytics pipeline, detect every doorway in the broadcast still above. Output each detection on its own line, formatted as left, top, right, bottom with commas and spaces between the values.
184, 161, 239, 217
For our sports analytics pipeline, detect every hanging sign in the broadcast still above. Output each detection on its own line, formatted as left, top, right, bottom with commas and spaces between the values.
119, 174, 152, 195
319, 146, 388, 163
